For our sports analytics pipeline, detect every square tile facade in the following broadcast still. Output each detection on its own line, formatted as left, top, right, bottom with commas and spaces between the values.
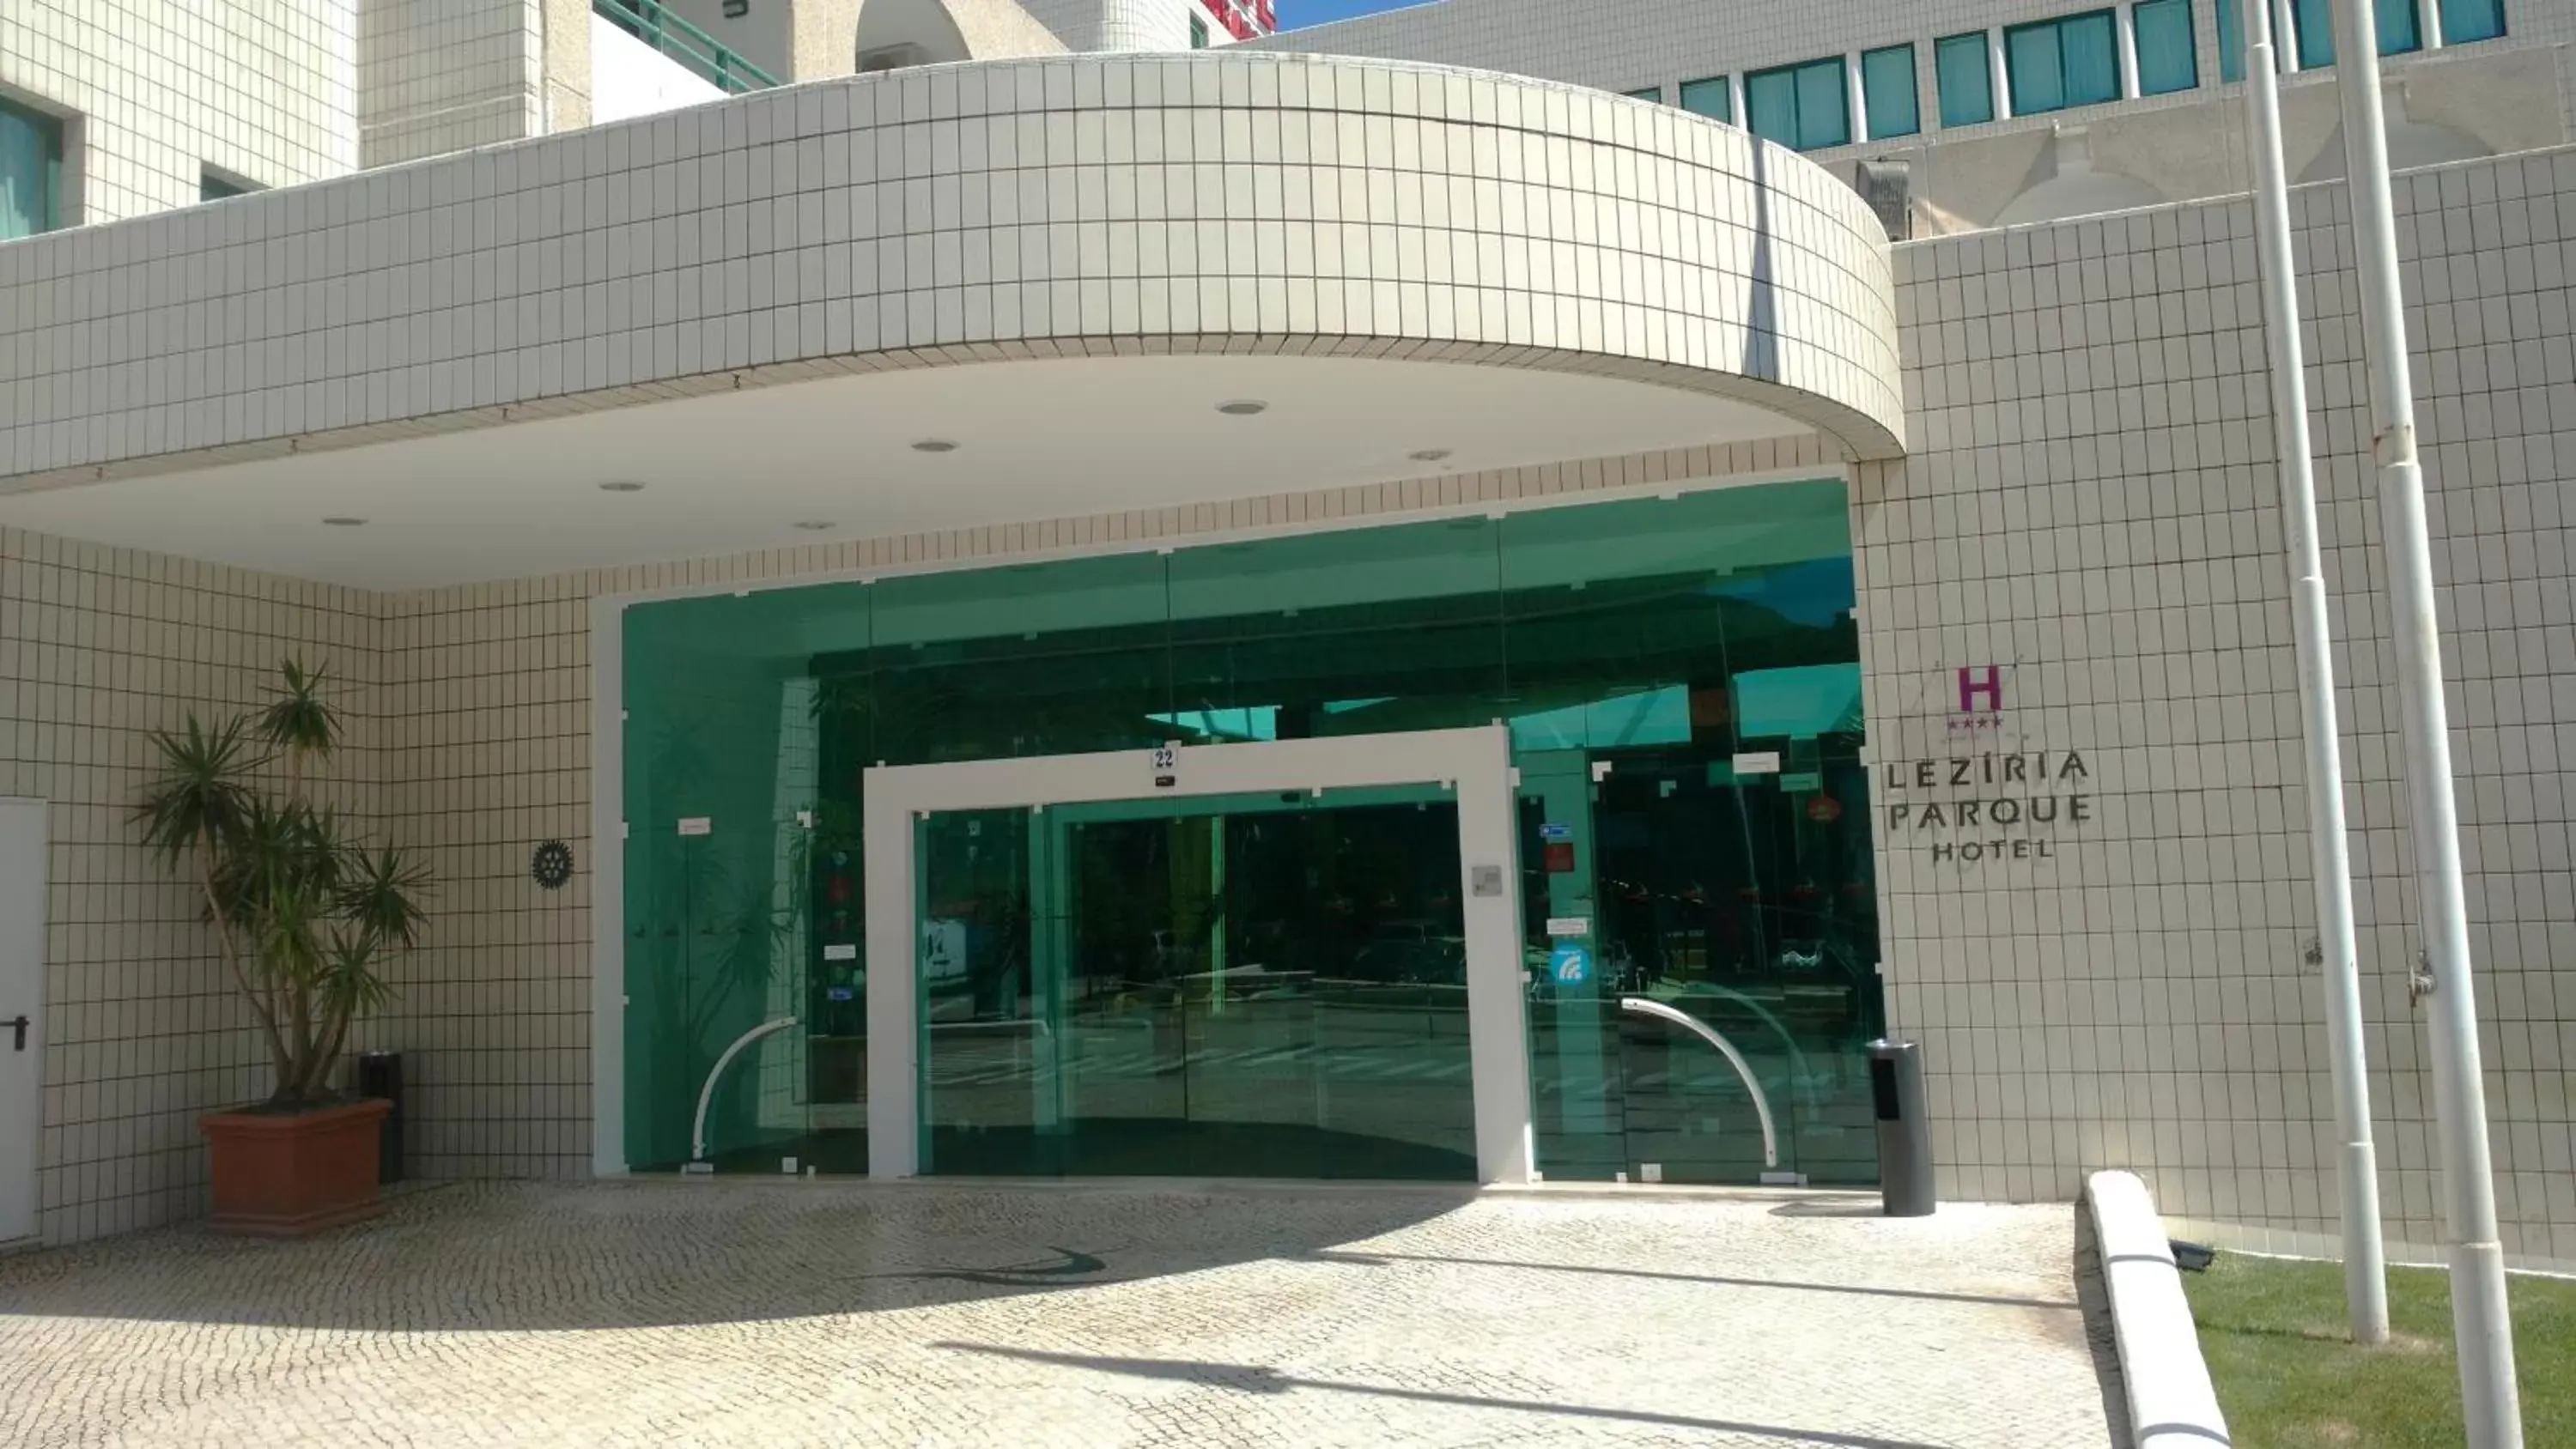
1862, 148, 2576, 1268
0, 0, 358, 222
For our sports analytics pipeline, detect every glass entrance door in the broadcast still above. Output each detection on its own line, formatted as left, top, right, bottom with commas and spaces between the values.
861, 726, 1529, 1184
914, 786, 1476, 1179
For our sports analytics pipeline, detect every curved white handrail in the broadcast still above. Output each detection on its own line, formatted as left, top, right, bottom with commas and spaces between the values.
1617, 997, 1778, 1168
1686, 983, 1822, 1113
692, 1016, 799, 1163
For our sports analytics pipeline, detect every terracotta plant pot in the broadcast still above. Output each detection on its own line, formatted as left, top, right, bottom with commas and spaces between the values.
198, 1097, 392, 1238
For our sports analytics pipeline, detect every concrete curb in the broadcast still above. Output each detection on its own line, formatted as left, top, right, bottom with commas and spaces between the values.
2086, 1170, 2232, 1448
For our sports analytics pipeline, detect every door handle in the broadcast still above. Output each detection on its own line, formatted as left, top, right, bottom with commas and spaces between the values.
6, 1016, 24, 1051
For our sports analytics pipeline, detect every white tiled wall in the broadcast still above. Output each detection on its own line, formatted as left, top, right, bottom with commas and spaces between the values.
357, 0, 546, 168
0, 527, 379, 1244
0, 0, 358, 223
1862, 147, 2576, 1270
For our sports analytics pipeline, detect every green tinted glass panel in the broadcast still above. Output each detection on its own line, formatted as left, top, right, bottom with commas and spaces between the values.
2380, 0, 2423, 53
622, 478, 1880, 1186
918, 788, 1474, 1179
2134, 0, 2198, 94
1622, 84, 1664, 102
2218, 0, 2245, 82
0, 98, 62, 240
1861, 45, 1919, 139
1679, 76, 1730, 122
2441, 0, 2506, 43
202, 173, 248, 202
1935, 33, 1994, 127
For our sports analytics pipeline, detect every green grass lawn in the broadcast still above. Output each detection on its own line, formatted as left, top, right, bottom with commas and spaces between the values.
2184, 1253, 2575, 1447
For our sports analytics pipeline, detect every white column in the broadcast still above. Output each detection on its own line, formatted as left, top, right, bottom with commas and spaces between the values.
1989, 27, 2014, 118
2276, 0, 2306, 70
1456, 727, 1534, 1185
1845, 51, 1868, 143
1728, 73, 1747, 129
862, 782, 919, 1178
2326, 0, 2524, 1439
2117, 2, 2142, 96
2422, 0, 2445, 48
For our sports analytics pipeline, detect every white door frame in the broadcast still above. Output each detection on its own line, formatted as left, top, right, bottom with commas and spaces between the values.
863, 725, 1532, 1185
0, 798, 46, 1243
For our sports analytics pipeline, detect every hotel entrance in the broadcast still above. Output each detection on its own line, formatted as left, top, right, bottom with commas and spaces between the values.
861, 729, 1532, 1184
611, 480, 1882, 1188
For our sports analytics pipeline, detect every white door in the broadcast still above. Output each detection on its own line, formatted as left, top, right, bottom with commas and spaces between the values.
0, 798, 45, 1243
863, 726, 1534, 1185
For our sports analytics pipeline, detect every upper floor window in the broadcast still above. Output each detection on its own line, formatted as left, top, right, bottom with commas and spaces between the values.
1679, 76, 1731, 124
202, 172, 252, 202
1745, 57, 1850, 151
1189, 13, 1208, 48
1622, 83, 1666, 102
2440, 0, 2506, 44
2292, 0, 2427, 68
1935, 33, 1995, 127
2218, 0, 2245, 82
1861, 44, 1919, 139
0, 96, 64, 241
2004, 9, 2120, 117
2132, 0, 2199, 95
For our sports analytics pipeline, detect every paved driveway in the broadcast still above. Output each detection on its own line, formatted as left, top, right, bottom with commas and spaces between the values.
0, 1179, 2118, 1447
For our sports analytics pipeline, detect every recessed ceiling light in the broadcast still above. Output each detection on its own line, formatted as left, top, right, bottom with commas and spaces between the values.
912, 439, 959, 453
321, 516, 368, 527
1216, 400, 1268, 416
597, 480, 647, 493
793, 520, 836, 531
1409, 448, 1453, 463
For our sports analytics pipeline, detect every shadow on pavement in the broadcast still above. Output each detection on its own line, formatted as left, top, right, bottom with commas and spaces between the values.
933, 1342, 1957, 1449
1298, 1246, 2081, 1312
0, 1178, 1479, 1333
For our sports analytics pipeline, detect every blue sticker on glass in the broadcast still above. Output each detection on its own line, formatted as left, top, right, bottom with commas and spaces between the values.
1549, 943, 1590, 985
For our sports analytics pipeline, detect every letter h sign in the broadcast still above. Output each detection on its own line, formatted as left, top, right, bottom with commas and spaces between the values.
1956, 665, 2002, 714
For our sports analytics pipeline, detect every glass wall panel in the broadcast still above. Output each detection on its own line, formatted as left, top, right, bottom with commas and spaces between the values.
1935, 33, 1995, 128
2219, 0, 2245, 82
623, 476, 1879, 1185
2295, 0, 2336, 67
1862, 45, 1920, 140
918, 787, 1476, 1179
2133, 0, 2199, 95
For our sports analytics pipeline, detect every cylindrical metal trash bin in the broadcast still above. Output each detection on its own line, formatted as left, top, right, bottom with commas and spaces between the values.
356, 1051, 404, 1184
1869, 1038, 1934, 1216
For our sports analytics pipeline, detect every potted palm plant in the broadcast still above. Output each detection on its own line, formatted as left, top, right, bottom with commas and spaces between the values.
135, 658, 429, 1236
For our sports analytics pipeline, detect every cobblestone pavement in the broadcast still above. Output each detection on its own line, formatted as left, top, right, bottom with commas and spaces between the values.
0, 1179, 2117, 1448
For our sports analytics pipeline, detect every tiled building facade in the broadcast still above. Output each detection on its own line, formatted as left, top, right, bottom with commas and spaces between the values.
0, 3, 2571, 1273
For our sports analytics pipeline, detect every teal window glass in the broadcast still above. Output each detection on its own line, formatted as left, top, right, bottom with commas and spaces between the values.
201, 173, 248, 202
1622, 84, 1665, 102
1861, 44, 1919, 139
2299, 0, 2427, 62
2133, 0, 2198, 94
2006, 9, 2121, 116
2441, 0, 2505, 44
0, 97, 64, 240
1679, 75, 1731, 122
1745, 56, 1850, 150
2218, 0, 2245, 82
1935, 33, 1995, 127
1188, 13, 1207, 47
2379, 0, 2423, 53
2294, 0, 2336, 67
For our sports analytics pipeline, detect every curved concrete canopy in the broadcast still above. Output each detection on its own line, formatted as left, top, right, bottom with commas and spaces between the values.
0, 53, 1903, 559
2296, 118, 2492, 185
